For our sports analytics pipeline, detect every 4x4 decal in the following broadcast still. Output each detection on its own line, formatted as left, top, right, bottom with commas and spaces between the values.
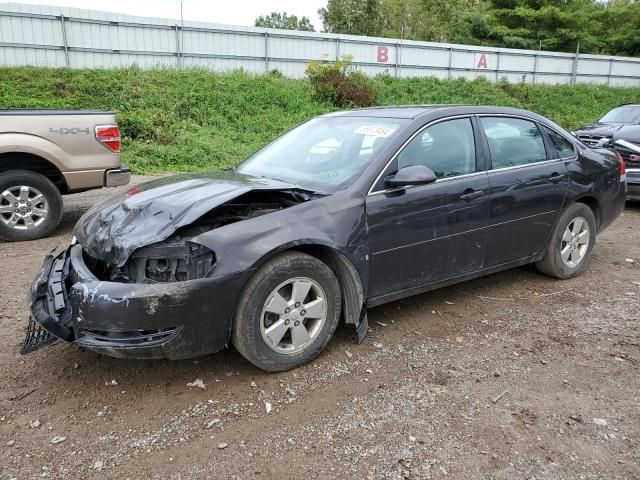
49, 127, 91, 134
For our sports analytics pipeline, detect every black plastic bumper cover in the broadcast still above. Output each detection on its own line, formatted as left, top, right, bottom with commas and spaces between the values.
25, 245, 248, 360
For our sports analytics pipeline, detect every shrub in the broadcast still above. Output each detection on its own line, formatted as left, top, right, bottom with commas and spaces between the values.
118, 109, 175, 145
2, 66, 639, 174
305, 56, 376, 108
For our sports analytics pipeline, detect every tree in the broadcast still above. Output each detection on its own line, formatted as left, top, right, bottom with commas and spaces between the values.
468, 0, 606, 53
318, 0, 478, 42
255, 12, 315, 31
379, 0, 478, 43
316, 0, 640, 56
318, 0, 381, 36
600, 0, 640, 57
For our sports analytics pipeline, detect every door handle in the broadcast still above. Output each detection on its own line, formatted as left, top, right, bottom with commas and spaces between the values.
547, 172, 567, 183
459, 189, 484, 200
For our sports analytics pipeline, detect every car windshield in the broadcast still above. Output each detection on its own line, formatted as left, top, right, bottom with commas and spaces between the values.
237, 116, 407, 192
600, 106, 640, 124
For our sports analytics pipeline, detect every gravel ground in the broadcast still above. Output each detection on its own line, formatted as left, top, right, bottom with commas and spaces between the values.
1, 177, 639, 479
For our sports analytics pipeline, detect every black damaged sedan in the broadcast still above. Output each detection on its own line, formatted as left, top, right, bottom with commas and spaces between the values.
573, 103, 640, 201
23, 106, 627, 371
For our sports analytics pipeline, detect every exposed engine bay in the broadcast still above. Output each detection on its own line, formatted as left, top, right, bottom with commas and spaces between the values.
83, 190, 313, 283
190, 190, 311, 229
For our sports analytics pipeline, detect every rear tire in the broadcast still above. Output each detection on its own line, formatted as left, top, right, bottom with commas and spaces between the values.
0, 170, 63, 242
535, 203, 596, 279
233, 252, 342, 372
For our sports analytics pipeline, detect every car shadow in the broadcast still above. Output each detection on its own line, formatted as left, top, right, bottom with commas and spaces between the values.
625, 200, 640, 211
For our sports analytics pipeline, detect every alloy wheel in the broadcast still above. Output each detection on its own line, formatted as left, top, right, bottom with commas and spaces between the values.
560, 216, 590, 268
0, 185, 49, 231
260, 277, 327, 354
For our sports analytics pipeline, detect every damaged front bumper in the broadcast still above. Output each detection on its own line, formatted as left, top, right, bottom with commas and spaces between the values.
23, 245, 247, 360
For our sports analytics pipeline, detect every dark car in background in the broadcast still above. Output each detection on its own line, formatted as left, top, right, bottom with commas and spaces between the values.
22, 106, 627, 372
573, 104, 640, 200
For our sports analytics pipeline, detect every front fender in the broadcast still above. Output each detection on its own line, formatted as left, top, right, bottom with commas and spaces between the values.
193, 189, 370, 287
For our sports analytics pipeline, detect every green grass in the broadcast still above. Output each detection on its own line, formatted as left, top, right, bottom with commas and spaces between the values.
1, 67, 638, 174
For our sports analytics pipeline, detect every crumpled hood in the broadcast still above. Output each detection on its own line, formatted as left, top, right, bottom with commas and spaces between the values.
574, 123, 640, 144
74, 170, 305, 267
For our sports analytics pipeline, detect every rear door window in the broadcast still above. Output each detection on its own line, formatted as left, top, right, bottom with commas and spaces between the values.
480, 117, 548, 169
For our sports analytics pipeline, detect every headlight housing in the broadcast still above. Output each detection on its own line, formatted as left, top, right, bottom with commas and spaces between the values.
121, 241, 215, 283
84, 227, 215, 283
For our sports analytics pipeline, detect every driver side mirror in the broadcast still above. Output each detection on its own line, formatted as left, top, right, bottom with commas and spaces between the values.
385, 165, 437, 188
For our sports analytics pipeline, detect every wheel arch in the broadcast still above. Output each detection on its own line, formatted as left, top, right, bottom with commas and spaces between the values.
0, 152, 68, 193
251, 242, 366, 328
573, 195, 602, 230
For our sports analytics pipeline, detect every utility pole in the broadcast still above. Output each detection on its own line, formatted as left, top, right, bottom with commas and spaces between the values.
181, 2, 185, 66
571, 41, 580, 85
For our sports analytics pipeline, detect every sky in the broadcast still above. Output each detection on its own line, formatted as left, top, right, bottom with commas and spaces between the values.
10, 0, 326, 29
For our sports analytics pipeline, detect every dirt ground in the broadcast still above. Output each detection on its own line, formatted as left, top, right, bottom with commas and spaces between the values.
0, 177, 639, 480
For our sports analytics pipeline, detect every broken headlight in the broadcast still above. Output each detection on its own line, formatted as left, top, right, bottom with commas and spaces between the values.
125, 243, 214, 283
110, 229, 215, 283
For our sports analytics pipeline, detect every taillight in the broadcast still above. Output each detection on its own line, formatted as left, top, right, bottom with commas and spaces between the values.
95, 124, 120, 153
614, 149, 626, 179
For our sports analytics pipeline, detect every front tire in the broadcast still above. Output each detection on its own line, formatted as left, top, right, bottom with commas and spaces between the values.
233, 252, 342, 372
0, 170, 63, 242
535, 203, 596, 279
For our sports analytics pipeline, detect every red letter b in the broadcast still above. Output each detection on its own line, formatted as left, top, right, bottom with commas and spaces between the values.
377, 46, 389, 63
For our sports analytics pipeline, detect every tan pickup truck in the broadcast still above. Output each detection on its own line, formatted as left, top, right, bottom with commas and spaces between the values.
0, 110, 130, 241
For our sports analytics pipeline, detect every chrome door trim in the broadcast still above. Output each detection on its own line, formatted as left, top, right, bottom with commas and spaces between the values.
487, 157, 568, 174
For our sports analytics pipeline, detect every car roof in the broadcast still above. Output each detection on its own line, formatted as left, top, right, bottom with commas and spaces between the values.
324, 106, 445, 119
323, 105, 548, 120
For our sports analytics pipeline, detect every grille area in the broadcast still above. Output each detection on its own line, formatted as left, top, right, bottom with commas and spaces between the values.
576, 135, 609, 147
80, 327, 178, 346
83, 250, 111, 280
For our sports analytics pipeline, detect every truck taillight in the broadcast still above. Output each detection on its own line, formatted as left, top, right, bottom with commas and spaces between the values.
95, 124, 120, 153
614, 149, 626, 179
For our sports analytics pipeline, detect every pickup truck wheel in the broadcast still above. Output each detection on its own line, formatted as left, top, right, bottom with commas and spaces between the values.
0, 170, 63, 241
535, 203, 596, 279
233, 252, 342, 372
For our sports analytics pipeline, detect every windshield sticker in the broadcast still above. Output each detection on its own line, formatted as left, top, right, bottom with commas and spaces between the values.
354, 125, 397, 137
